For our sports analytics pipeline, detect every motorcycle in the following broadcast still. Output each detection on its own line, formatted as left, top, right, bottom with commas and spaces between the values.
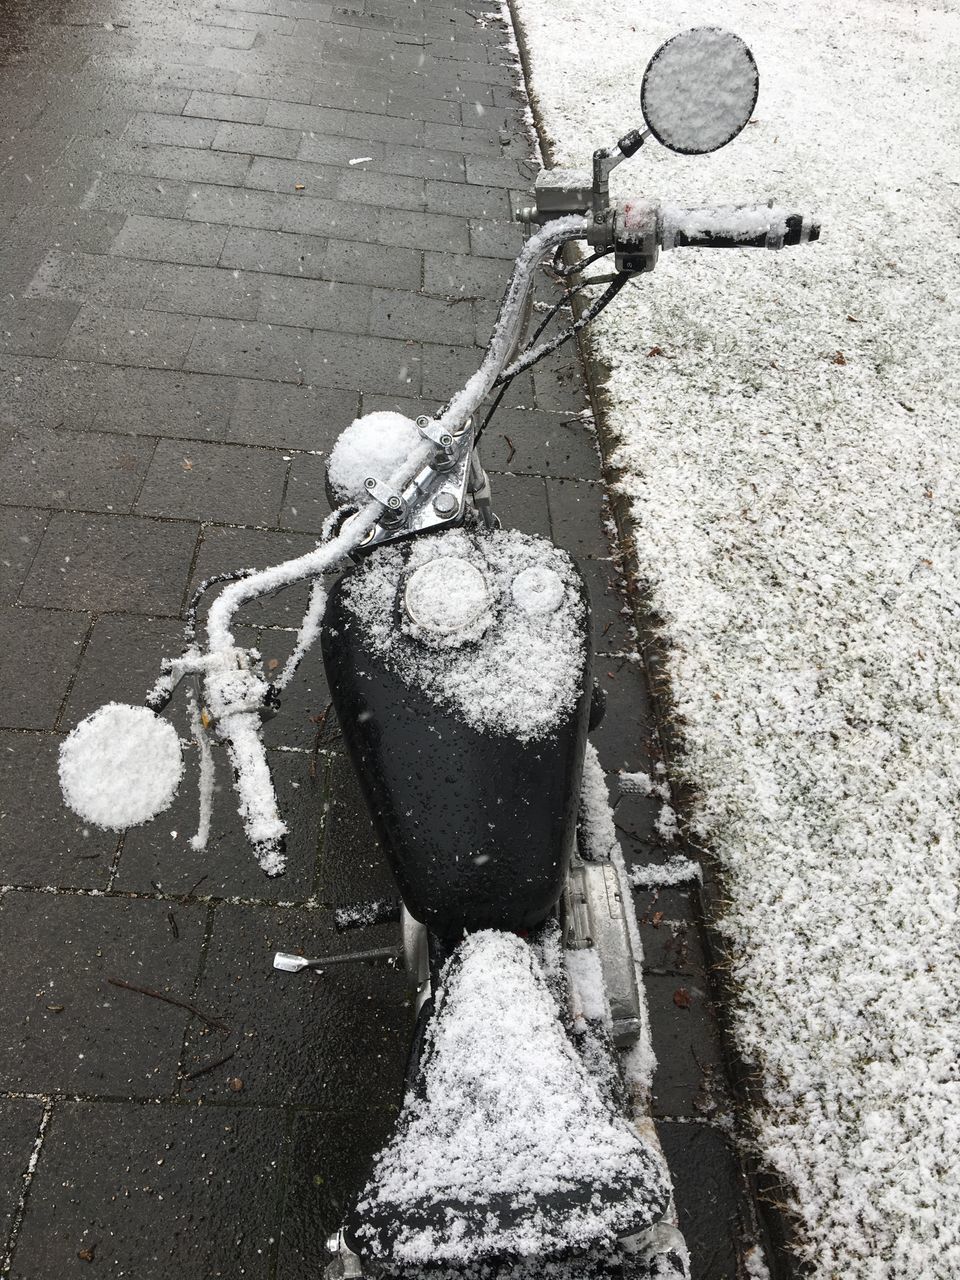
57, 27, 819, 1280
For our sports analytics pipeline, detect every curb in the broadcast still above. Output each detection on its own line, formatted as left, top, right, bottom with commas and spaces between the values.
501, 3, 807, 1276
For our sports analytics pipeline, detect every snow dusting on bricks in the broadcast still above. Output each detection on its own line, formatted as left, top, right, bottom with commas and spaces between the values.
512, 0, 960, 1274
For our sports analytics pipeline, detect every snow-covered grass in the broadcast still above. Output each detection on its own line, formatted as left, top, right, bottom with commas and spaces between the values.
510, 0, 960, 1274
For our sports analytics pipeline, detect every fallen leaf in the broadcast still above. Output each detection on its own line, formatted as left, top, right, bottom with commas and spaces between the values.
266, 657, 279, 671
181, 457, 194, 471
831, 351, 847, 365
78, 1245, 96, 1262
673, 988, 691, 1009
651, 911, 664, 927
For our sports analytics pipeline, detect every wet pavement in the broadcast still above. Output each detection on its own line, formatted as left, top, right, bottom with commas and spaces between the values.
0, 0, 763, 1276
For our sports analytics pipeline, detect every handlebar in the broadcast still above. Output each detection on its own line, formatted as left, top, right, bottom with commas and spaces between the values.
659, 203, 820, 251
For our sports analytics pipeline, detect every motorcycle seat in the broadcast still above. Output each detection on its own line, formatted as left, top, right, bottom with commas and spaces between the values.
348, 930, 671, 1274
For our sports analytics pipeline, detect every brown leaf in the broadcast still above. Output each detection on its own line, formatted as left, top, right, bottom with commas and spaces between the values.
673, 987, 692, 1009
266, 657, 280, 671
651, 911, 664, 927
78, 1244, 96, 1262
831, 351, 847, 366
181, 457, 194, 471
46, 1004, 65, 1013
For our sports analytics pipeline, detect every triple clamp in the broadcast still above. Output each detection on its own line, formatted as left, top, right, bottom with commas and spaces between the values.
363, 476, 407, 524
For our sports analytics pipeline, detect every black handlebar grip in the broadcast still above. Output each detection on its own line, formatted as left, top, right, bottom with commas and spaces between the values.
660, 205, 820, 251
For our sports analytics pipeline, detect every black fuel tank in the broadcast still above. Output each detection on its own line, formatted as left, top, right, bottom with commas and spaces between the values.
320, 527, 592, 940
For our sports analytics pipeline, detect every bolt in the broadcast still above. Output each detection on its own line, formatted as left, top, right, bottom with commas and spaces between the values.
387, 496, 401, 510
415, 415, 431, 428
433, 491, 458, 518
364, 476, 376, 490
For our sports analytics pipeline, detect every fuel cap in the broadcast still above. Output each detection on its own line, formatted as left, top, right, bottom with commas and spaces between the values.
403, 556, 490, 639
512, 564, 565, 615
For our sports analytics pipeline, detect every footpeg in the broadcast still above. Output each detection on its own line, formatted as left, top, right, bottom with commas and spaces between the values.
273, 945, 402, 974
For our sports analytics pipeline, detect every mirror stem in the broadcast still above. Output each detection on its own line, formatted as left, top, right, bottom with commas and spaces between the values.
592, 130, 650, 218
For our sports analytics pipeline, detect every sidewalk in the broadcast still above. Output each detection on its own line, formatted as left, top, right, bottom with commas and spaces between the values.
2, 1, 755, 1276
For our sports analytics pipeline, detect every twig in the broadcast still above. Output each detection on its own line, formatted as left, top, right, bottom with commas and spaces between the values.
182, 1049, 236, 1081
503, 435, 516, 464
107, 978, 229, 1033
179, 874, 207, 904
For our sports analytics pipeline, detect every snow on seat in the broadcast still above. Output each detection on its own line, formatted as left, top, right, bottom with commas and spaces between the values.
350, 930, 670, 1272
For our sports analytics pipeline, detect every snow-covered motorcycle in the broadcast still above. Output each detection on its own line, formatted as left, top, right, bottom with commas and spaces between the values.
58, 27, 818, 1279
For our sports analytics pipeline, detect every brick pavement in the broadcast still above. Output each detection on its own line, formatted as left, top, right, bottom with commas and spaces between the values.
0, 0, 766, 1276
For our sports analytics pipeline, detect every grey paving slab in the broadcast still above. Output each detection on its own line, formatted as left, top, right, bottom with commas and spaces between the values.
60, 304, 201, 370
0, 299, 82, 358
228, 378, 358, 451
84, 171, 198, 219
657, 1121, 747, 1280
23, 249, 160, 309
480, 406, 601, 480
10, 1102, 286, 1280
135, 437, 288, 526
112, 141, 253, 185
634, 888, 708, 978
94, 368, 237, 441
181, 903, 410, 1108
484, 472, 552, 542
590, 656, 659, 773
258, 276, 372, 333
368, 286, 477, 346
0, 729, 117, 889
117, 744, 320, 901
546, 477, 613, 560
244, 154, 339, 196
188, 524, 320, 629
20, 513, 198, 615
305, 329, 423, 396
645, 972, 728, 1120
578, 554, 640, 655
146, 262, 263, 321
213, 119, 301, 158
63, 614, 187, 725
321, 236, 422, 290
423, 248, 514, 299
219, 225, 328, 279
124, 110, 218, 148
184, 183, 293, 230
259, 627, 340, 751
320, 750, 395, 910
377, 206, 469, 254
0, 1100, 41, 1248
0, 507, 49, 604
0, 427, 155, 515
110, 213, 229, 266
280, 452, 333, 534
185, 315, 315, 383
0, 605, 89, 731
0, 892, 205, 1095
184, 88, 269, 124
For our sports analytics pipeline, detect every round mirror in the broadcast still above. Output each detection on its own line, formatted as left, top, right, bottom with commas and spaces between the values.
641, 28, 758, 155
59, 702, 184, 829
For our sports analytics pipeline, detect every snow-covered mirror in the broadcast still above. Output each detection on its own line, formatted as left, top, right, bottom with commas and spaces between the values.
641, 28, 758, 155
59, 702, 184, 829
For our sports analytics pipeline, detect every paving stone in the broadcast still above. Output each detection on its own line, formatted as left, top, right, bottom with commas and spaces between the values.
377, 206, 469, 254
590, 655, 659, 774
136, 438, 288, 526
280, 452, 333, 534
297, 134, 388, 168
188, 524, 320, 629
578, 555, 639, 655
83, 171, 196, 219
0, 426, 154, 514
0, 605, 89, 730
546, 477, 612, 561
423, 248, 514, 300
0, 729, 117, 888
236, 71, 315, 103
485, 471, 552, 541
424, 178, 512, 219
305, 330, 422, 396
276, 1107, 398, 1280
657, 1121, 748, 1280
259, 626, 340, 751
634, 888, 708, 978
0, 892, 205, 1095
220, 225, 328, 279
320, 750, 395, 909
244, 154, 339, 196
20, 513, 198, 615
117, 744, 320, 902
23, 249, 160, 308
110, 213, 229, 266
262, 99, 349, 133
469, 216, 525, 261
228, 378, 357, 451
645, 973, 727, 1120
60, 304, 201, 369
63, 614, 187, 724
0, 299, 82, 358
10, 1102, 286, 1279
124, 110, 218, 148
0, 1101, 41, 1247
258, 276, 372, 333
281, 194, 381, 242
181, 902, 410, 1108
368, 286, 476, 347
333, 166, 424, 212
0, 506, 49, 604
184, 183, 292, 229
464, 153, 538, 189
213, 119, 301, 158
112, 141, 253, 186
184, 88, 269, 124
322, 236, 422, 290
146, 262, 263, 321
94, 368, 236, 441
186, 315, 315, 383
480, 406, 601, 480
